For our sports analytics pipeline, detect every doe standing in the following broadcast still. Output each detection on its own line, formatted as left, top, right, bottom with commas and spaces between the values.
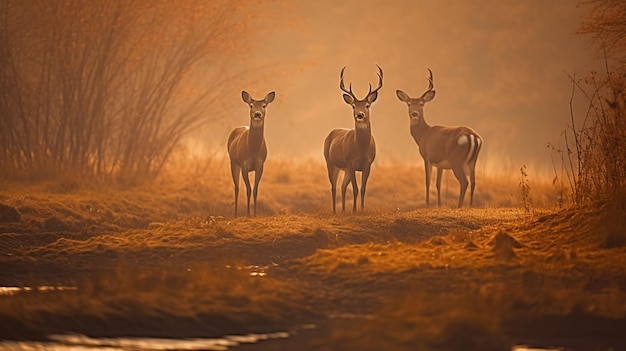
227, 91, 275, 217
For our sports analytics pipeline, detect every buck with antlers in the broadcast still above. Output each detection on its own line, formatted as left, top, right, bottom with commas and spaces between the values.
396, 69, 482, 208
227, 90, 275, 217
324, 65, 383, 214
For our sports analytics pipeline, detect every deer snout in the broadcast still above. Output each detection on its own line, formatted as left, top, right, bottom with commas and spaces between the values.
411, 111, 420, 118
253, 111, 263, 119
356, 111, 365, 120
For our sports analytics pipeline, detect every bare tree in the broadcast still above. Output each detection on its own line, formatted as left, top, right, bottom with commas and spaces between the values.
0, 0, 269, 182
578, 0, 626, 62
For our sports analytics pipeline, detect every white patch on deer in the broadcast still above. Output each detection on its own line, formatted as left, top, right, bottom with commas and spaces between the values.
457, 135, 469, 145
461, 134, 476, 163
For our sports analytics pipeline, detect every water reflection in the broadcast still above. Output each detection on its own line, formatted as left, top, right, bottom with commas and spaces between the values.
0, 332, 290, 351
225, 264, 272, 277
512, 346, 563, 351
0, 286, 76, 295
0, 328, 567, 351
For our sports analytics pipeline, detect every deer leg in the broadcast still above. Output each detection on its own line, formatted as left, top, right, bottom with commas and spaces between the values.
424, 161, 432, 206
230, 162, 241, 217
327, 165, 340, 214
252, 164, 264, 217
360, 165, 371, 211
451, 166, 469, 208
469, 163, 477, 207
350, 171, 358, 212
340, 170, 352, 213
435, 167, 443, 207
241, 168, 253, 217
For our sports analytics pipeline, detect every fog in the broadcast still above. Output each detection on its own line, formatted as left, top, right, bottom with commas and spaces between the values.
201, 0, 601, 178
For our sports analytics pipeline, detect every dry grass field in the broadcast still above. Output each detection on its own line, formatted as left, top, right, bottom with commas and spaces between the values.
0, 157, 625, 350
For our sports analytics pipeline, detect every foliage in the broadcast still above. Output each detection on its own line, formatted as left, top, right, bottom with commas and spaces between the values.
553, 69, 626, 205
552, 0, 626, 205
578, 0, 626, 62
0, 0, 265, 182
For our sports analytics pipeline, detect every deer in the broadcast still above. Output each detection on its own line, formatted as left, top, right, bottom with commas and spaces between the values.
396, 68, 482, 208
324, 65, 383, 214
227, 90, 275, 217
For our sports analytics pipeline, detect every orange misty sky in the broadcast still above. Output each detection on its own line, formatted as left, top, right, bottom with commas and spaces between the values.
200, 0, 601, 177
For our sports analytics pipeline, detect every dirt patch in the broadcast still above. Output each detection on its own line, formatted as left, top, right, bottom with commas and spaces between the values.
488, 230, 522, 261
0, 203, 20, 223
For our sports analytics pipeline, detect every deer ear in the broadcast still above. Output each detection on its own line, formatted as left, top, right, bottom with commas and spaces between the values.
367, 91, 378, 103
421, 90, 436, 102
343, 94, 354, 105
264, 91, 275, 104
396, 90, 410, 102
242, 91, 252, 103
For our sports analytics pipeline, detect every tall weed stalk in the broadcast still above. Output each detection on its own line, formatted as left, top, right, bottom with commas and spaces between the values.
555, 64, 625, 205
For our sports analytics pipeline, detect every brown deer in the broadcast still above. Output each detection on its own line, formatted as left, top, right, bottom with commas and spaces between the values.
227, 90, 275, 217
396, 69, 482, 208
324, 65, 383, 214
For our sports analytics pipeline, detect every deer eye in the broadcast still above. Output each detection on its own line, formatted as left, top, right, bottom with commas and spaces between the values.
366, 104, 370, 109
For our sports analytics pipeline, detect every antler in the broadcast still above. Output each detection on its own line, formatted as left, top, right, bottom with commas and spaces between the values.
339, 66, 356, 99
368, 63, 384, 96
341, 64, 384, 99
426, 67, 434, 92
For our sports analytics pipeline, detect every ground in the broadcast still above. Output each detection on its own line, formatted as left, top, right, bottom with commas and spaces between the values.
0, 161, 625, 350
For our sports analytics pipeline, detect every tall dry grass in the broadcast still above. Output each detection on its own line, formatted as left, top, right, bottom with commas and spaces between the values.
158, 152, 560, 217
553, 68, 626, 205
570, 0, 626, 206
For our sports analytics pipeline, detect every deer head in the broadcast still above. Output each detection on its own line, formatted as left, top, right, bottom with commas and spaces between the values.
340, 64, 384, 129
396, 68, 436, 124
242, 91, 275, 128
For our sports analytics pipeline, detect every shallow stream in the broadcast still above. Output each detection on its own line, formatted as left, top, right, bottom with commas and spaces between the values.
0, 286, 570, 351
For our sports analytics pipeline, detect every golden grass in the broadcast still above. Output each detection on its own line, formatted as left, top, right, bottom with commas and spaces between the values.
155, 155, 563, 216
0, 158, 624, 349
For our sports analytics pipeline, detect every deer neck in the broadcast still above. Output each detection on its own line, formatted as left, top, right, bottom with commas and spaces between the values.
355, 123, 372, 153
247, 124, 265, 151
410, 117, 431, 145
